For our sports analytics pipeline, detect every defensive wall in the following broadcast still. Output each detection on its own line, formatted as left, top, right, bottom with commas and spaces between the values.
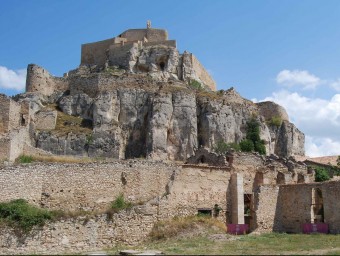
26, 64, 68, 96
190, 54, 216, 91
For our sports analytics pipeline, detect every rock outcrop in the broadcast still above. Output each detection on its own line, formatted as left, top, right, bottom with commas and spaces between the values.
28, 84, 304, 160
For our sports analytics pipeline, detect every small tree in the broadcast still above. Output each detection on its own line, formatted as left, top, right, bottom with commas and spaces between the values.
337, 156, 340, 168
240, 117, 266, 155
314, 167, 330, 182
239, 139, 254, 152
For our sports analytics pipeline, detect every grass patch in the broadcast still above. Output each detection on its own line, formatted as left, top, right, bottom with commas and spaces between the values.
16, 155, 96, 164
54, 111, 92, 135
38, 103, 93, 135
106, 194, 133, 218
112, 232, 340, 255
17, 155, 34, 164
267, 116, 283, 127
0, 199, 54, 233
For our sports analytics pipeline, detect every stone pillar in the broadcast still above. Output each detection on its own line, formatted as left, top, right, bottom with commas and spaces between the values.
231, 173, 244, 224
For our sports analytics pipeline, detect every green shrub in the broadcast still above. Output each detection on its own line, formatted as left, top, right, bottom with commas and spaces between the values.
255, 141, 266, 155
17, 155, 34, 163
337, 156, 340, 168
314, 167, 330, 182
0, 199, 54, 233
267, 116, 282, 127
110, 194, 133, 213
189, 79, 203, 90
239, 139, 254, 152
240, 117, 266, 155
214, 141, 241, 155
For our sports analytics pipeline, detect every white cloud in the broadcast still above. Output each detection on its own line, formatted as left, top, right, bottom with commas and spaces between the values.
305, 136, 340, 157
330, 79, 340, 92
0, 66, 26, 91
262, 90, 340, 157
276, 69, 321, 90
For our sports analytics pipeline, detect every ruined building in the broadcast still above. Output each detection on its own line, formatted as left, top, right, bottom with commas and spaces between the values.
1, 22, 338, 254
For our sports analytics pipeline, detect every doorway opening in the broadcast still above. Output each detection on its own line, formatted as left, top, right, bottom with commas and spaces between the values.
244, 194, 252, 226
311, 188, 324, 223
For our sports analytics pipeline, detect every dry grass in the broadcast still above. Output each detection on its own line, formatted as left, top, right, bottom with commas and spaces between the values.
149, 215, 226, 241
27, 154, 96, 164
196, 90, 223, 100
39, 103, 92, 136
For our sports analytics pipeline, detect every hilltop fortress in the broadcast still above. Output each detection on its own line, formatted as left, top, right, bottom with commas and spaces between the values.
0, 22, 304, 162
26, 21, 216, 98
1, 23, 338, 255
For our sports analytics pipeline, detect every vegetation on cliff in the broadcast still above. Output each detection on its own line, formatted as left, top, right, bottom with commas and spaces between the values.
213, 117, 266, 155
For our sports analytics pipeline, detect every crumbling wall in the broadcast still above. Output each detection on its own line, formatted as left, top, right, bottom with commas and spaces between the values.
253, 185, 280, 231
26, 64, 68, 96
0, 207, 158, 254
8, 127, 29, 161
276, 182, 340, 234
35, 110, 57, 130
9, 99, 21, 130
0, 95, 10, 133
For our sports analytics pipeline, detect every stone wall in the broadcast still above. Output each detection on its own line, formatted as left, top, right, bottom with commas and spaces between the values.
253, 185, 280, 231
0, 138, 10, 161
35, 110, 57, 130
109, 43, 137, 70
8, 127, 29, 161
26, 64, 69, 96
276, 181, 340, 234
0, 206, 158, 255
191, 54, 216, 91
0, 161, 176, 211
158, 166, 231, 224
9, 99, 22, 130
80, 38, 116, 66
0, 94, 10, 133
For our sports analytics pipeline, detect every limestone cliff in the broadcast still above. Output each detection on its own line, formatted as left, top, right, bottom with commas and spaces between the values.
22, 69, 304, 160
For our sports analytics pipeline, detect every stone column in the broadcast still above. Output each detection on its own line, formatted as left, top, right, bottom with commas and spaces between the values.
231, 173, 244, 224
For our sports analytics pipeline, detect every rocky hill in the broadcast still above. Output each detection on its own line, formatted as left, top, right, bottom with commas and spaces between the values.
0, 24, 304, 162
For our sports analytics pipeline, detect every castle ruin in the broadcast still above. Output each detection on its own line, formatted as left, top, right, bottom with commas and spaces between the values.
0, 22, 338, 254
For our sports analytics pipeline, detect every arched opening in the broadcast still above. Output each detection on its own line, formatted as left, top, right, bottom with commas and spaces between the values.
311, 188, 324, 223
20, 114, 26, 126
159, 61, 165, 71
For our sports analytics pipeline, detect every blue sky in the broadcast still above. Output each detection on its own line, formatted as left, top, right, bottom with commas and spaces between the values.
1, 0, 340, 157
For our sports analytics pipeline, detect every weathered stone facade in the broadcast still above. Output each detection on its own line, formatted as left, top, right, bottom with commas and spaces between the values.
0, 151, 317, 253
0, 208, 158, 255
